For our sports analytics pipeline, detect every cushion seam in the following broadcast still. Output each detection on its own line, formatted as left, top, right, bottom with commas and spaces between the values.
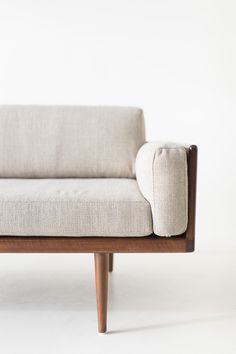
0, 200, 150, 204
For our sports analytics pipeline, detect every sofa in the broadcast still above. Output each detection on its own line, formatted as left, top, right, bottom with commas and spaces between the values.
0, 105, 197, 332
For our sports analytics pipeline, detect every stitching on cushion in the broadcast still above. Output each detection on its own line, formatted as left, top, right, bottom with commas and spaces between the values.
152, 148, 158, 229
0, 232, 153, 236
0, 200, 150, 204
155, 147, 187, 150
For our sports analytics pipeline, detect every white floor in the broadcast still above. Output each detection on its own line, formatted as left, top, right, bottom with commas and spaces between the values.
0, 251, 235, 354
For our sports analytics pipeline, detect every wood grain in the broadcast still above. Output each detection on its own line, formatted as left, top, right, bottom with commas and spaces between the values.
94, 253, 109, 333
0, 235, 187, 253
108, 253, 114, 272
186, 145, 198, 252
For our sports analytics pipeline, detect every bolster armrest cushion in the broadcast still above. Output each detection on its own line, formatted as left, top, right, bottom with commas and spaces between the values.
136, 142, 188, 236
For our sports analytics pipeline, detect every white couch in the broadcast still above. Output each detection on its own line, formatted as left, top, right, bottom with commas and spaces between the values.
0, 105, 197, 333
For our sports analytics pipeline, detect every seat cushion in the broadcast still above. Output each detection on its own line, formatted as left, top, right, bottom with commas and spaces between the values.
0, 179, 153, 237
0, 105, 145, 178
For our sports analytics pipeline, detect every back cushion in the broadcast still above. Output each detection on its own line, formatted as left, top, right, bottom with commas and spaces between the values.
0, 105, 145, 178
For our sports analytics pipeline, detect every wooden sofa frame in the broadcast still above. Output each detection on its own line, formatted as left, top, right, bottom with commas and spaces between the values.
0, 145, 197, 333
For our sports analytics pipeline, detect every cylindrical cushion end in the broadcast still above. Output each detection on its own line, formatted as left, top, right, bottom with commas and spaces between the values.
136, 142, 188, 236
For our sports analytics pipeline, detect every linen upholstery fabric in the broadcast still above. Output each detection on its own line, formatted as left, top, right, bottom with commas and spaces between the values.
0, 105, 145, 178
136, 142, 188, 236
0, 179, 153, 237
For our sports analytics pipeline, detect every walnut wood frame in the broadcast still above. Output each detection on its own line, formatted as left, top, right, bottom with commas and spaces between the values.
0, 145, 197, 333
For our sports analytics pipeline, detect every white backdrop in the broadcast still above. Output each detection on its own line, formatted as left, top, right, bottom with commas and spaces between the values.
0, 0, 235, 251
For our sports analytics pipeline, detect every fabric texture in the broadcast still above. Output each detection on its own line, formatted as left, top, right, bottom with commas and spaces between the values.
136, 142, 188, 236
0, 178, 153, 237
0, 105, 145, 178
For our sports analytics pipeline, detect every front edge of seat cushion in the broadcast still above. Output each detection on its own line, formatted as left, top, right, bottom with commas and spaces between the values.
0, 179, 153, 237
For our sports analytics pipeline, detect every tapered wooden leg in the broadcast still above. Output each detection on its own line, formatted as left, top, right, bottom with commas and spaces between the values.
108, 253, 114, 272
94, 253, 109, 333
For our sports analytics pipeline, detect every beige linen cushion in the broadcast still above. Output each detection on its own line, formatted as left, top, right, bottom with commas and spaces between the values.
0, 178, 153, 237
0, 105, 145, 178
136, 142, 188, 236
